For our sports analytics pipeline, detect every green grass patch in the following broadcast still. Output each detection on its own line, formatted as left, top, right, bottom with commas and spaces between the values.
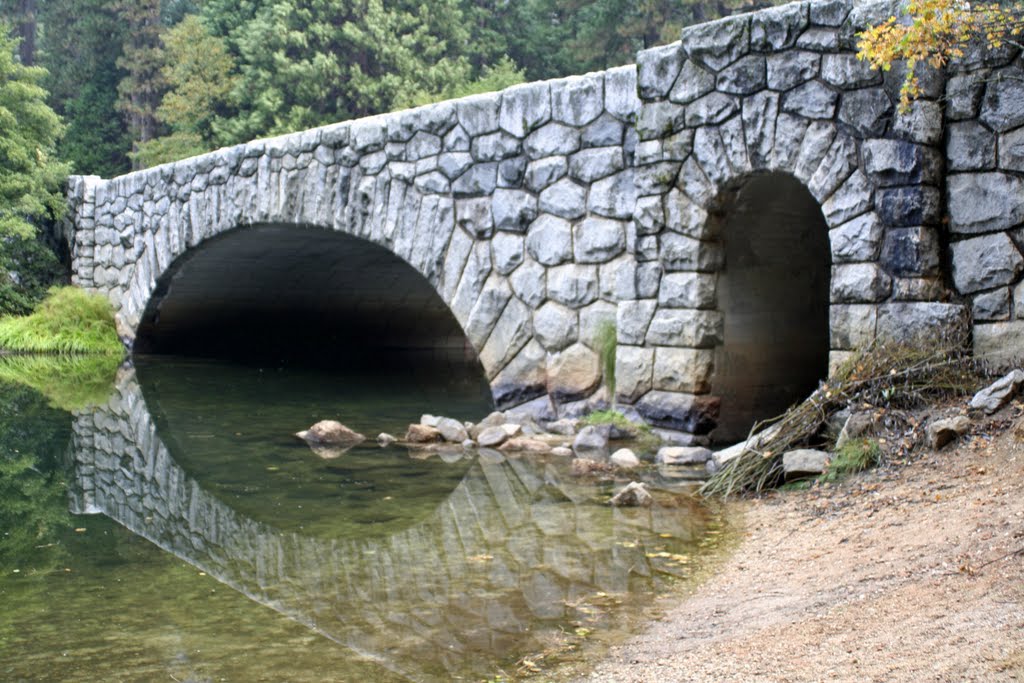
819, 438, 881, 483
0, 287, 123, 355
594, 319, 616, 397
0, 354, 121, 411
581, 408, 660, 450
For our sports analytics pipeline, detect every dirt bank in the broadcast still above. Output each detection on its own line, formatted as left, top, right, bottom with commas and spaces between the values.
572, 403, 1024, 682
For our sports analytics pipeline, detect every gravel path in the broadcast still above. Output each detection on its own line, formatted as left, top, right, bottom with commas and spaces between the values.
569, 406, 1024, 682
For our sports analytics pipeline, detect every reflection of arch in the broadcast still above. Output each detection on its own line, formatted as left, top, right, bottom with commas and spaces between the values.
66, 368, 711, 681
134, 223, 480, 365
706, 173, 830, 442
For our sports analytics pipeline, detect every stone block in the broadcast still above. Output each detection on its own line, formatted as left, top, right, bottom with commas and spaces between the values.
491, 341, 547, 408
582, 113, 626, 148
973, 288, 1011, 321
837, 89, 892, 136
657, 271, 717, 308
830, 263, 892, 303
876, 302, 968, 342
617, 299, 658, 345
645, 308, 723, 347
821, 53, 882, 89
524, 156, 568, 192
880, 227, 940, 277
668, 60, 715, 104
950, 233, 1024, 294
661, 232, 723, 272
716, 55, 766, 94
829, 212, 883, 262
456, 93, 501, 137
551, 73, 604, 127
499, 81, 551, 138
980, 66, 1024, 133
635, 390, 720, 434
766, 51, 820, 90
652, 347, 714, 393
526, 214, 573, 266
829, 303, 877, 350
605, 65, 641, 120
875, 186, 941, 227
589, 170, 637, 219
750, 1, 807, 49
492, 188, 537, 233
452, 162, 499, 196
947, 122, 997, 171
509, 258, 546, 308
533, 301, 579, 351
568, 147, 625, 182
637, 42, 685, 100
946, 72, 986, 121
681, 14, 750, 71
795, 27, 838, 51
637, 101, 687, 139
974, 321, 1024, 367
862, 139, 943, 186
524, 123, 581, 158
491, 232, 524, 275
599, 255, 638, 301
547, 342, 601, 402
539, 178, 587, 219
948, 172, 1024, 234
471, 131, 521, 162
615, 345, 654, 403
547, 263, 599, 308
579, 300, 617, 348
998, 126, 1024, 172
892, 100, 943, 145
684, 92, 741, 127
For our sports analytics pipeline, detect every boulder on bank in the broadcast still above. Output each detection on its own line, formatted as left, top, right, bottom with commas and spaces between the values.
782, 449, 830, 478
926, 415, 971, 449
969, 369, 1024, 414
656, 446, 712, 466
610, 481, 653, 507
295, 420, 366, 445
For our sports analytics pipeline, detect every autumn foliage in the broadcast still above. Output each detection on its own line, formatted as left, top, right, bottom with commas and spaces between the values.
857, 0, 1024, 109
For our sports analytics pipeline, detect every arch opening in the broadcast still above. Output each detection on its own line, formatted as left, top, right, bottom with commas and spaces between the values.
708, 173, 831, 443
134, 224, 486, 380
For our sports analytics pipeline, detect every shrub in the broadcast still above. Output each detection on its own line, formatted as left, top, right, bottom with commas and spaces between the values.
0, 286, 123, 355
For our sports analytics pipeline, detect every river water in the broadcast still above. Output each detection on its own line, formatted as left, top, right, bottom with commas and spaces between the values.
0, 354, 724, 682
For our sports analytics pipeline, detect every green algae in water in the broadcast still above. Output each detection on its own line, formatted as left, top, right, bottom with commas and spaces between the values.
0, 358, 726, 682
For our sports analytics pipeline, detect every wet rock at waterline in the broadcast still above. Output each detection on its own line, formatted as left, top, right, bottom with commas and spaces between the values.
611, 448, 641, 468
656, 446, 712, 466
377, 432, 398, 447
610, 481, 653, 507
295, 420, 366, 445
926, 415, 971, 449
499, 437, 552, 453
573, 424, 611, 457
405, 423, 444, 443
570, 457, 616, 476
477, 425, 510, 447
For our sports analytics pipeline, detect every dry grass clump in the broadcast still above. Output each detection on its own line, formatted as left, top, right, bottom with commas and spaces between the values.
700, 334, 981, 497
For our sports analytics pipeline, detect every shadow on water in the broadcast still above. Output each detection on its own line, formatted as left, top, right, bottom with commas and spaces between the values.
0, 357, 727, 682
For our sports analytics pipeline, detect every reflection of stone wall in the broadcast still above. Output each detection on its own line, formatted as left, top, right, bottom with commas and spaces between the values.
67, 369, 706, 681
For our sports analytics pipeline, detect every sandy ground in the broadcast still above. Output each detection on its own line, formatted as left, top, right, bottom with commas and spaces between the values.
572, 402, 1024, 683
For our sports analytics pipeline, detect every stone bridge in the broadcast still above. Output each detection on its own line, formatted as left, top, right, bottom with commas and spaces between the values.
65, 368, 706, 681
65, 0, 1024, 442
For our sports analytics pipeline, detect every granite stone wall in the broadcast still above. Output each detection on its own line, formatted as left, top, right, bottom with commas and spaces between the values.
68, 0, 1024, 440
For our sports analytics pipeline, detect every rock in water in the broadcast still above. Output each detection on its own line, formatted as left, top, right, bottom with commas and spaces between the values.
970, 369, 1024, 414
477, 426, 510, 447
405, 424, 444, 443
610, 448, 641, 468
656, 446, 712, 465
434, 417, 469, 443
295, 420, 365, 444
610, 481, 653, 507
926, 415, 971, 449
377, 432, 398, 447
573, 424, 610, 458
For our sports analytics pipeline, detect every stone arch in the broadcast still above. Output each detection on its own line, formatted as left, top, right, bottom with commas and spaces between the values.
132, 223, 484, 369
703, 172, 831, 442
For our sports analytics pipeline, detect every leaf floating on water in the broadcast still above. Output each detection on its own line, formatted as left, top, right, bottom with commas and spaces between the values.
468, 554, 494, 563
74, 528, 86, 533
266, 466, 279, 471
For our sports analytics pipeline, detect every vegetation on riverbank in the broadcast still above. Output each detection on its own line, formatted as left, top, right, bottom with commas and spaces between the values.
701, 335, 981, 497
0, 354, 120, 411
0, 287, 123, 355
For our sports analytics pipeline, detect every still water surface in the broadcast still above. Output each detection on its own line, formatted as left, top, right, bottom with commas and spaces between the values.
0, 355, 723, 682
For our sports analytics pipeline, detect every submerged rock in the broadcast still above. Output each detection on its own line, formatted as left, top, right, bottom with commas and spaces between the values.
295, 420, 366, 445
570, 457, 615, 476
551, 446, 574, 457
610, 481, 653, 507
926, 415, 971, 449
305, 443, 357, 459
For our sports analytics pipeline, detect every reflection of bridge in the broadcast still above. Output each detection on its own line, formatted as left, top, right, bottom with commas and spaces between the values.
65, 368, 707, 681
